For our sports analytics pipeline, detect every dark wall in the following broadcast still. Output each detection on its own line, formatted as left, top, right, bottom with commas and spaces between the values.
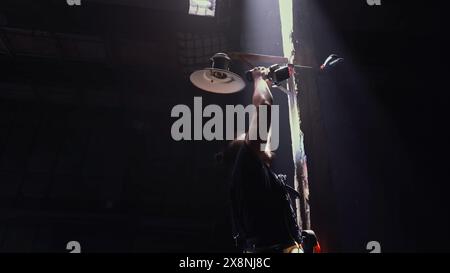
0, 0, 241, 252
297, 0, 450, 252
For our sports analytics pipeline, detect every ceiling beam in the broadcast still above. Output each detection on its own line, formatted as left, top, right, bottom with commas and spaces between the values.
86, 0, 189, 11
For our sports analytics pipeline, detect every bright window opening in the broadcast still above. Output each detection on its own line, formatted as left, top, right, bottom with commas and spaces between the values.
189, 0, 216, 17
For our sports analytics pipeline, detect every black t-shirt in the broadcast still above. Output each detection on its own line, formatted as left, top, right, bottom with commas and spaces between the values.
230, 142, 302, 249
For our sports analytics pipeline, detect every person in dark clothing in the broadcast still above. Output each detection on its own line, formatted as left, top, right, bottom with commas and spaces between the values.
223, 67, 303, 253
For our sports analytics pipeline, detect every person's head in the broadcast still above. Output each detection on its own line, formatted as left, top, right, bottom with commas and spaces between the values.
215, 139, 246, 176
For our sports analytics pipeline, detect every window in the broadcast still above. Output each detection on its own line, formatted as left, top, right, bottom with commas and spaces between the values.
189, 0, 216, 17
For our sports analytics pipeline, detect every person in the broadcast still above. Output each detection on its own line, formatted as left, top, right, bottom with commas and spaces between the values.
223, 67, 303, 253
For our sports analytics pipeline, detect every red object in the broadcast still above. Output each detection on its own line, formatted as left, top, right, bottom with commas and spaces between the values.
313, 242, 322, 253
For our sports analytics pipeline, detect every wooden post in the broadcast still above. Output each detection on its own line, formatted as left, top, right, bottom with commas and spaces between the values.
278, 0, 311, 230
286, 74, 311, 230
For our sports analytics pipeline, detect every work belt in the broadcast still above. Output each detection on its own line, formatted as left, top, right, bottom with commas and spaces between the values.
243, 240, 303, 253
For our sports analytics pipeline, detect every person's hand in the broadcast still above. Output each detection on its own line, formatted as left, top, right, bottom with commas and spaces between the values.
251, 66, 270, 80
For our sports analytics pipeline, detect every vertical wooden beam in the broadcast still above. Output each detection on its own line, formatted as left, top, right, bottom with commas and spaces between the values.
279, 0, 311, 230
286, 77, 311, 230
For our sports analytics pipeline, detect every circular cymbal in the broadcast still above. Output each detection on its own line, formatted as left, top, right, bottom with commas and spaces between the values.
190, 68, 246, 94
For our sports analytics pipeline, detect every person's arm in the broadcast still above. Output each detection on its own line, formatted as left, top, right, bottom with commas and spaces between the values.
246, 67, 273, 155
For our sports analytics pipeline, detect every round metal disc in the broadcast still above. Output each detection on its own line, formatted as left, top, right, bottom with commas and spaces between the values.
190, 68, 246, 94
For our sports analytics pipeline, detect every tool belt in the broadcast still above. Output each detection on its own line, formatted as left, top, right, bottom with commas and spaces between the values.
243, 241, 303, 253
